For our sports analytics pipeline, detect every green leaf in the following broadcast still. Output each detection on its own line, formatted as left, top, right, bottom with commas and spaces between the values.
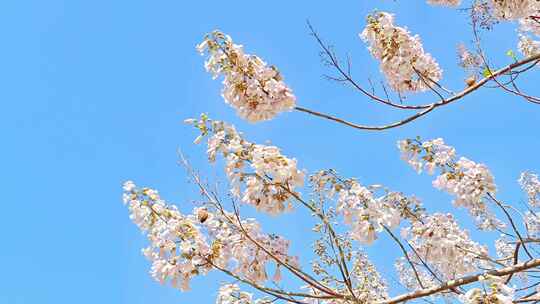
506, 49, 517, 61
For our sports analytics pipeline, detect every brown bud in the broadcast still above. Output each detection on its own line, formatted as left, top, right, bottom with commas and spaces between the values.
197, 208, 209, 223
465, 76, 476, 87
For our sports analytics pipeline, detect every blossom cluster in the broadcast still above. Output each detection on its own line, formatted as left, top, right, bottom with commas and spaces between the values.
216, 284, 270, 304
520, 16, 540, 36
348, 251, 389, 302
495, 235, 515, 263
336, 180, 401, 244
187, 115, 305, 215
427, 0, 462, 6
524, 211, 540, 237
122, 181, 298, 291
490, 0, 540, 20
360, 12, 443, 93
310, 169, 425, 252
197, 31, 296, 122
461, 1, 540, 56
121, 3, 540, 302
518, 34, 540, 56
303, 252, 389, 303
394, 258, 434, 290
398, 138, 456, 174
460, 275, 514, 304
432, 157, 498, 228
520, 172, 540, 237
518, 16, 540, 57
457, 43, 483, 72
519, 172, 540, 206
122, 181, 212, 291
310, 170, 424, 245
494, 235, 530, 281
402, 213, 489, 281
398, 138, 502, 230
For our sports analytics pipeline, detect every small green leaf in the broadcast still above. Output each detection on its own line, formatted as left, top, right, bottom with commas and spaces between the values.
506, 49, 517, 61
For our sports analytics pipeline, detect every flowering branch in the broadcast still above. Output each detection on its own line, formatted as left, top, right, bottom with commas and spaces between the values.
380, 258, 540, 304
121, 2, 540, 303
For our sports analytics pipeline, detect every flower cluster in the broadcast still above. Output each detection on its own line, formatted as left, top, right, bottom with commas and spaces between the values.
216, 284, 270, 304
470, 1, 499, 30
494, 236, 517, 266
208, 212, 298, 284
399, 138, 502, 230
520, 16, 540, 36
122, 181, 212, 291
336, 180, 401, 244
247, 145, 304, 207
518, 34, 540, 57
457, 43, 483, 72
460, 275, 514, 304
394, 258, 435, 290
519, 172, 540, 206
525, 211, 540, 236
187, 115, 305, 215
402, 213, 490, 281
348, 251, 389, 302
432, 157, 499, 228
518, 16, 540, 57
427, 0, 462, 6
122, 181, 298, 291
360, 12, 443, 93
490, 0, 540, 20
309, 169, 342, 199
197, 31, 296, 122
520, 171, 540, 238
303, 252, 389, 303
398, 138, 456, 174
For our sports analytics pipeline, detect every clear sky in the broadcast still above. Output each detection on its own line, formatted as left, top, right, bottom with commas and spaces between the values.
2, 1, 540, 303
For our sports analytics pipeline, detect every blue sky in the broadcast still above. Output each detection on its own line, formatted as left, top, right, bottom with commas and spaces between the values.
1, 1, 540, 303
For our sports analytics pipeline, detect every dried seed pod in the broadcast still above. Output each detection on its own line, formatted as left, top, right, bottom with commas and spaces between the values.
465, 76, 476, 87
197, 208, 209, 223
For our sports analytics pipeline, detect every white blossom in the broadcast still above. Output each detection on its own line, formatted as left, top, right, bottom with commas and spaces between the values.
520, 16, 540, 36
457, 43, 482, 71
460, 275, 514, 304
433, 157, 501, 229
518, 34, 540, 57
490, 0, 540, 20
399, 138, 502, 230
197, 31, 296, 122
398, 138, 455, 174
122, 182, 298, 291
525, 211, 540, 236
517, 14, 540, 58
395, 257, 438, 290
303, 252, 388, 303
427, 0, 462, 6
337, 181, 401, 244
123, 182, 212, 291
495, 235, 516, 265
121, 4, 540, 302
188, 116, 305, 215
216, 284, 254, 304
402, 213, 490, 282
360, 12, 443, 93
216, 284, 272, 304
519, 172, 540, 206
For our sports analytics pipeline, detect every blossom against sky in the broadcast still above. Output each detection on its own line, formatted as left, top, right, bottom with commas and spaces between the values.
1, 1, 540, 304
